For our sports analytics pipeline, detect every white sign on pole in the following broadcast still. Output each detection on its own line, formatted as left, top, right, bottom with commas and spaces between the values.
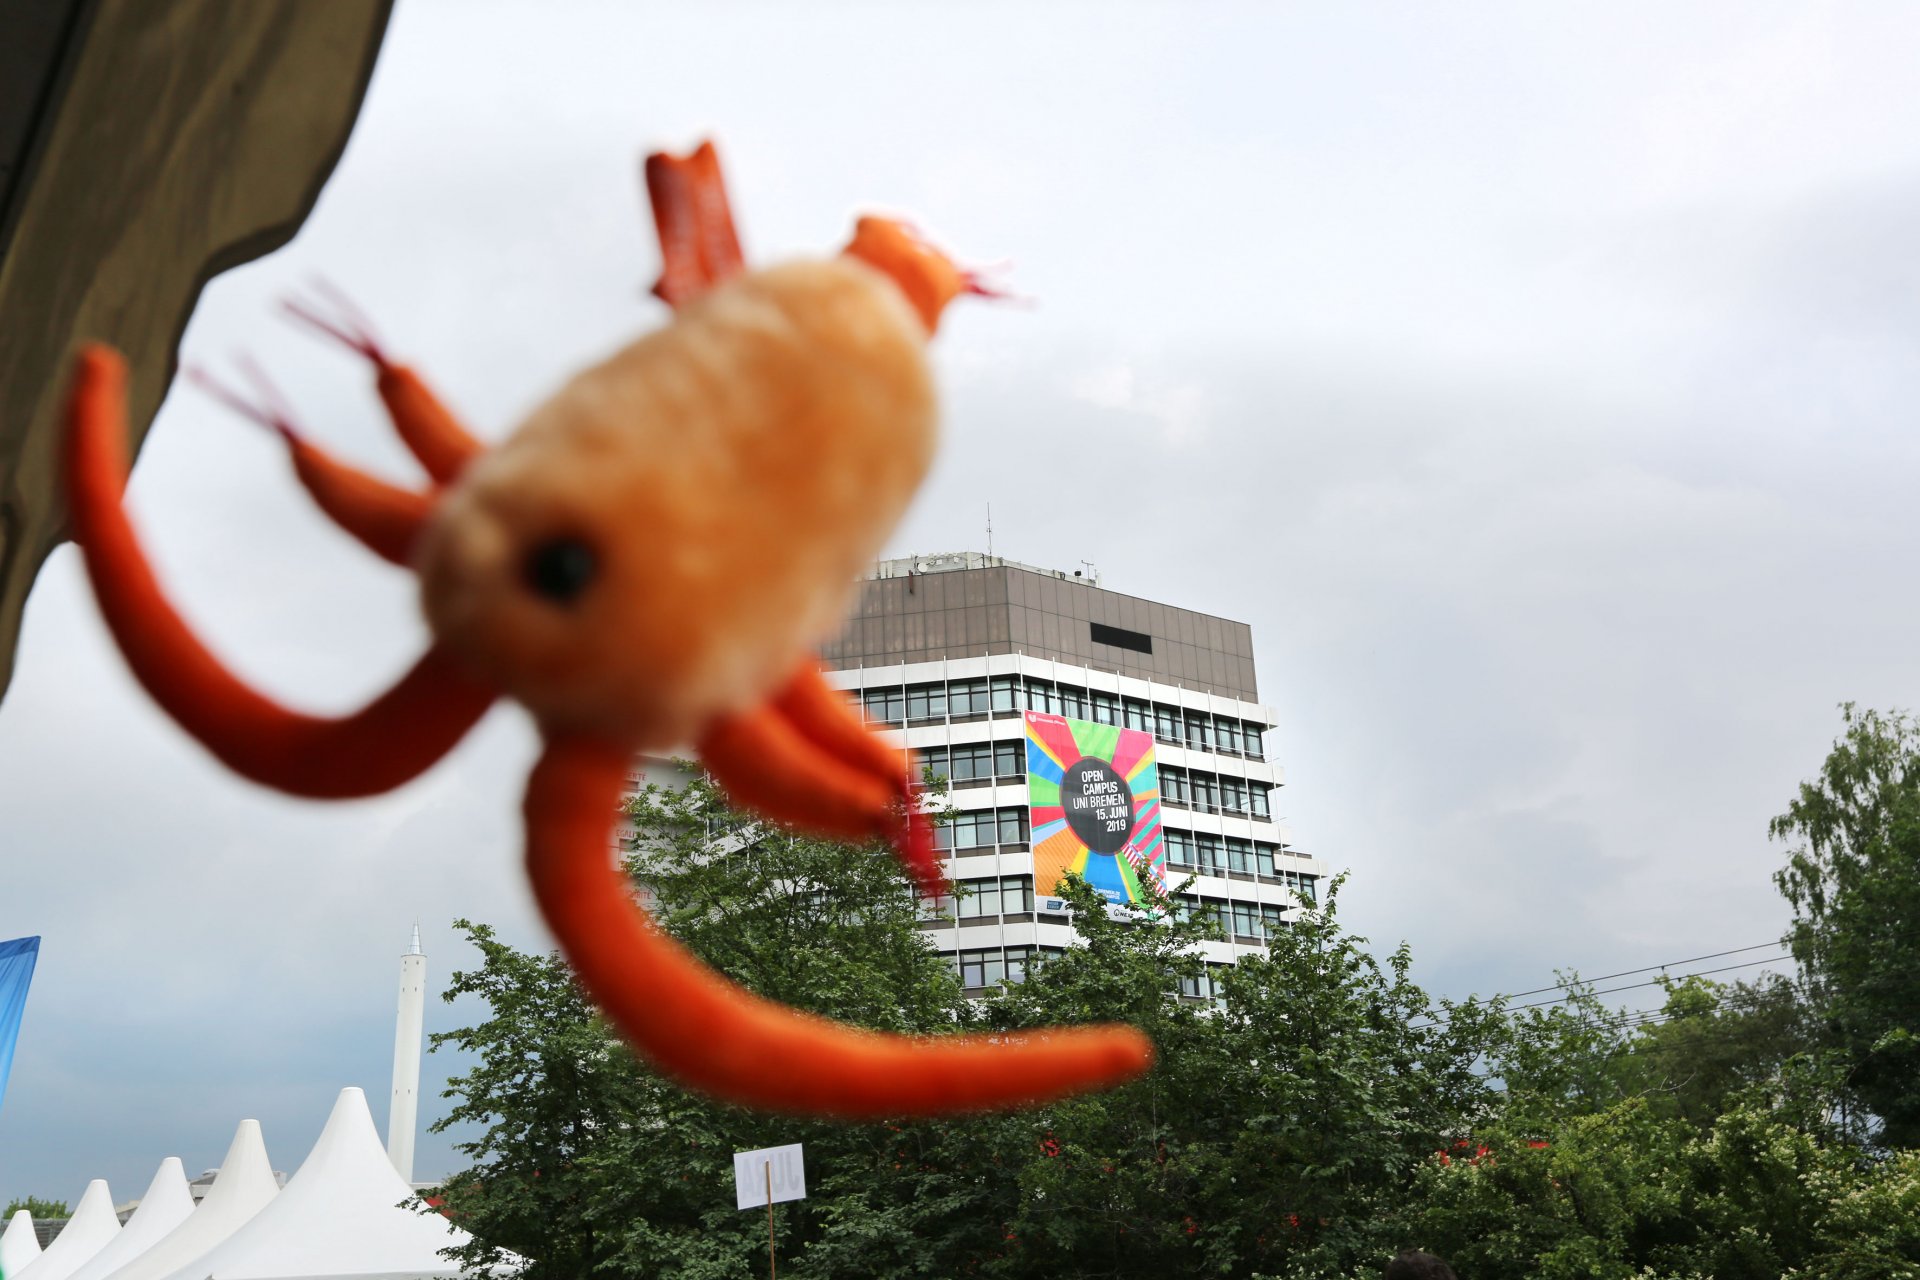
734, 1143, 806, 1211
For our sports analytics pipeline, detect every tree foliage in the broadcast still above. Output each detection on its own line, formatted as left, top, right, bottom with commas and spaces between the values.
2, 1195, 66, 1218
427, 709, 1920, 1277
1772, 703, 1920, 1146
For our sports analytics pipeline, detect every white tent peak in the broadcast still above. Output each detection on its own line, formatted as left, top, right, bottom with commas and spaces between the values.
12, 1179, 118, 1280
1, 1208, 43, 1276
63, 1159, 192, 1280
101, 1120, 278, 1280
153, 1088, 474, 1280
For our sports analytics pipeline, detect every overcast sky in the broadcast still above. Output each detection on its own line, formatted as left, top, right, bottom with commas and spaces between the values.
5, 0, 1920, 1200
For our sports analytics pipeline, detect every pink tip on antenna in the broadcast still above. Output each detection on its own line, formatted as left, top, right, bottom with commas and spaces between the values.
186, 358, 305, 443
961, 261, 1034, 309
281, 278, 390, 367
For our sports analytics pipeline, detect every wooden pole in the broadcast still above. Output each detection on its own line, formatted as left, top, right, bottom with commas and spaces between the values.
766, 1159, 776, 1279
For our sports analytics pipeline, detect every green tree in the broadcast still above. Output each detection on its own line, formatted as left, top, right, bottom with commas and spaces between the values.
429, 771, 1499, 1280
430, 771, 989, 1280
2, 1195, 66, 1218
1771, 703, 1920, 1146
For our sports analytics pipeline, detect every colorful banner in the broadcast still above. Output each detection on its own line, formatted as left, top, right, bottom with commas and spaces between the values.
1025, 712, 1165, 907
0, 936, 39, 1121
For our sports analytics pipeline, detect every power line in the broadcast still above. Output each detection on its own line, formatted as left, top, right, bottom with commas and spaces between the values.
1505, 955, 1790, 1012
1495, 941, 1787, 1002
1410, 947, 1794, 1030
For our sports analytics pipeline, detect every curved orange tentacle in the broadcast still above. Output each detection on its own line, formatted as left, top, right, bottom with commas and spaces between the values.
280, 431, 432, 567
526, 731, 1156, 1117
282, 287, 483, 483
698, 704, 899, 844
64, 345, 497, 798
770, 665, 943, 894
376, 364, 481, 485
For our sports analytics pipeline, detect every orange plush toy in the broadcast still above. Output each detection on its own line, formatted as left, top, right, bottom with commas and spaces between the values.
61, 142, 1153, 1117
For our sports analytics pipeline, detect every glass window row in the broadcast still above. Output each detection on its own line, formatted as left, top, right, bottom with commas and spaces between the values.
918, 875, 1037, 921
1173, 895, 1290, 942
949, 944, 1066, 990
933, 807, 1030, 851
856, 679, 1266, 760
1178, 963, 1233, 1005
1161, 830, 1314, 892
1159, 766, 1272, 819
922, 740, 1024, 784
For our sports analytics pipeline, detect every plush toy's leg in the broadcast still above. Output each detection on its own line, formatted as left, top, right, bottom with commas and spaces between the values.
645, 141, 746, 308
526, 730, 1155, 1117
697, 705, 898, 843
282, 283, 482, 484
770, 666, 943, 895
189, 365, 430, 567
65, 346, 497, 797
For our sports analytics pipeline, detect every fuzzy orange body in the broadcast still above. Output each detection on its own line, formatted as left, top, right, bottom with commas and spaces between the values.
60, 143, 1156, 1118
417, 259, 934, 745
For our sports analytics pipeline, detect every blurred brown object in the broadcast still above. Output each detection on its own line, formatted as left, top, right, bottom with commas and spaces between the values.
0, 0, 393, 701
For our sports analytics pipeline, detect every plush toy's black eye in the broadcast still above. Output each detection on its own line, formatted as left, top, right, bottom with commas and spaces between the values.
523, 537, 598, 604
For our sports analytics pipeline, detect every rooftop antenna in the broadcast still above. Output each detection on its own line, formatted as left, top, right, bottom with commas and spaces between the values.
986, 503, 994, 559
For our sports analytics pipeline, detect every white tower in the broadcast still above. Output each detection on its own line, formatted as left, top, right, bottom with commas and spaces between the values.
386, 925, 426, 1181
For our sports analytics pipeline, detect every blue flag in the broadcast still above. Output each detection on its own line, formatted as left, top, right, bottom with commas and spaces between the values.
0, 936, 39, 1118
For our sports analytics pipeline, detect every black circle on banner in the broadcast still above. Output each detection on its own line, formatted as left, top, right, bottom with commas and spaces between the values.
1059, 756, 1137, 854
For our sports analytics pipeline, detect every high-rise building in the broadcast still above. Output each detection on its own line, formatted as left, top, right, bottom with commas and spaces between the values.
821, 552, 1325, 1004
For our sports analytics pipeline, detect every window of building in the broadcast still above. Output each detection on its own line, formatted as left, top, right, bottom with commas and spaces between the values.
957, 876, 1002, 918
1153, 704, 1182, 742
1225, 837, 1253, 874
1231, 901, 1261, 939
1058, 686, 1087, 721
1005, 945, 1065, 985
1123, 698, 1152, 732
958, 948, 1005, 989
950, 678, 991, 717
994, 740, 1023, 778
1161, 767, 1189, 806
1184, 714, 1212, 751
922, 746, 950, 784
1215, 718, 1242, 754
1219, 777, 1247, 815
906, 682, 947, 721
1005, 945, 1034, 984
862, 686, 904, 723
949, 743, 994, 782
1165, 830, 1195, 869
1195, 833, 1224, 875
1090, 691, 1119, 726
917, 890, 954, 922
997, 808, 1030, 845
1243, 724, 1265, 760
1254, 842, 1279, 878
1024, 680, 1057, 714
990, 676, 1021, 713
938, 810, 996, 850
1249, 781, 1271, 819
956, 875, 1034, 918
1177, 966, 1228, 1005
1190, 774, 1218, 813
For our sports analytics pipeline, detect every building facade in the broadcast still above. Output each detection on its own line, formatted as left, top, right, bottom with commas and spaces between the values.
821, 552, 1326, 1004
